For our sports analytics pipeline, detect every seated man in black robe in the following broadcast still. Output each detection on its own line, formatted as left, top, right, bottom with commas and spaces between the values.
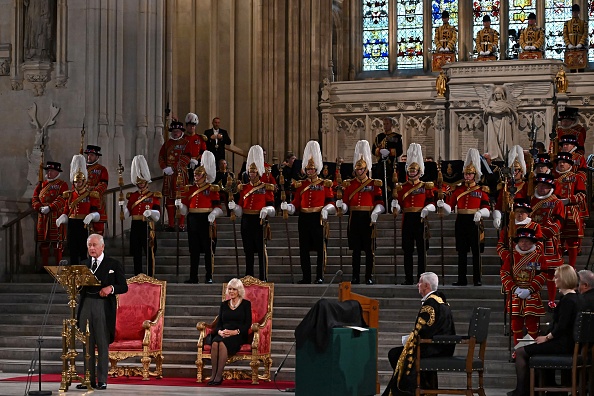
383, 272, 456, 396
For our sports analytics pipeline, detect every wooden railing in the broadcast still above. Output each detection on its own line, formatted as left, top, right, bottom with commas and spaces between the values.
2, 207, 35, 282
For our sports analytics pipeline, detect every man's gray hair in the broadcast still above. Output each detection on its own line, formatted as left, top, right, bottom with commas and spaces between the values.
578, 270, 594, 289
87, 233, 105, 246
420, 272, 439, 291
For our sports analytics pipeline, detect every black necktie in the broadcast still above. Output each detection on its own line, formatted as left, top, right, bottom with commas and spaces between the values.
91, 259, 98, 273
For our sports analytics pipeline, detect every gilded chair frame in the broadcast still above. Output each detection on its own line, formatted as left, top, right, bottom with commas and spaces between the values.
196, 275, 274, 384
108, 273, 166, 380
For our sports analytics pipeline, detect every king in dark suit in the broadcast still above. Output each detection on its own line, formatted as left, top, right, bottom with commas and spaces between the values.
204, 117, 232, 163
76, 233, 128, 390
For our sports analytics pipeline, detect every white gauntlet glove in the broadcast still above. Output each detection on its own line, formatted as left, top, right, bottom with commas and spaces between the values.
567, 44, 575, 50
189, 159, 199, 168
493, 210, 502, 230
515, 288, 531, 299
335, 199, 348, 213
577, 43, 584, 49
380, 149, 390, 159
174, 199, 183, 208
163, 167, 174, 176
473, 211, 483, 223
321, 204, 336, 220
84, 212, 100, 225
370, 204, 385, 223
40, 206, 50, 215
56, 214, 68, 227
143, 209, 153, 218
280, 201, 288, 211
421, 203, 436, 219
208, 207, 223, 224
391, 199, 401, 214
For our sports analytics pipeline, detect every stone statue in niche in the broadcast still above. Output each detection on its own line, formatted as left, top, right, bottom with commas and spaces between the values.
0, 59, 9, 75
23, 0, 57, 62
475, 84, 522, 160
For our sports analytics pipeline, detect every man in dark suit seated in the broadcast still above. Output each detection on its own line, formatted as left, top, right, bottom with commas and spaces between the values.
383, 272, 456, 396
76, 234, 128, 390
578, 269, 594, 311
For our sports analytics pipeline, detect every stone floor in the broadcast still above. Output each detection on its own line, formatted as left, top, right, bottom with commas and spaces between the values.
0, 373, 512, 395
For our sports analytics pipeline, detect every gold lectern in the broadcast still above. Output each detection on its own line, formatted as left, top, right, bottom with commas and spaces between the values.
45, 265, 100, 391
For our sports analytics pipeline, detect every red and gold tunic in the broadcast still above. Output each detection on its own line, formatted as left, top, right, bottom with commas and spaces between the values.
32, 178, 69, 242
238, 181, 275, 213
342, 177, 383, 210
158, 137, 196, 200
500, 246, 547, 317
86, 162, 109, 222
530, 194, 565, 269
447, 183, 490, 213
261, 162, 278, 187
182, 183, 221, 212
496, 220, 543, 258
126, 190, 162, 220
554, 170, 586, 238
395, 180, 435, 213
62, 189, 100, 219
185, 133, 207, 160
495, 181, 528, 211
291, 178, 334, 212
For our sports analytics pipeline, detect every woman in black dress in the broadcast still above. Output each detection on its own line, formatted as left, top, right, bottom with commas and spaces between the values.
509, 264, 579, 396
209, 278, 252, 385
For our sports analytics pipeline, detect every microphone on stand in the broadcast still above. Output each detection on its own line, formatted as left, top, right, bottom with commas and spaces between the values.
274, 269, 343, 393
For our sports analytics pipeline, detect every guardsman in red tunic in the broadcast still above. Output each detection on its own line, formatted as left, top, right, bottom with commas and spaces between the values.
493, 145, 528, 231
56, 155, 101, 265
229, 145, 276, 281
282, 141, 336, 284
553, 152, 586, 268
32, 161, 68, 268
496, 198, 543, 258
184, 112, 207, 184
337, 140, 385, 284
159, 120, 198, 231
530, 173, 565, 309
84, 145, 109, 235
559, 134, 589, 222
120, 155, 161, 277
391, 143, 436, 285
443, 149, 491, 286
176, 151, 222, 284
555, 107, 586, 154
500, 227, 547, 347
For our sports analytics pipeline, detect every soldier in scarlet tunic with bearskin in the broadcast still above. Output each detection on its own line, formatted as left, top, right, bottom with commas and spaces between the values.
281, 141, 336, 284
184, 112, 206, 184
493, 146, 529, 231
500, 227, 547, 348
496, 198, 543, 258
176, 151, 222, 284
555, 107, 586, 154
56, 155, 101, 265
32, 161, 69, 268
229, 145, 276, 281
530, 173, 565, 309
336, 140, 385, 285
119, 155, 161, 277
441, 149, 491, 286
159, 120, 198, 231
391, 143, 437, 285
84, 145, 109, 235
553, 152, 586, 268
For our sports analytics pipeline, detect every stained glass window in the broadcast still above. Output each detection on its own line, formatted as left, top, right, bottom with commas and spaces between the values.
544, 0, 572, 60
363, 0, 389, 71
508, 1, 537, 59
588, 1, 594, 62
472, 1, 501, 55
396, 0, 424, 69
431, 0, 459, 50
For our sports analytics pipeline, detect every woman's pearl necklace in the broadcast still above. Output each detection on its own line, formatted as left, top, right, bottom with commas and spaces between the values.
230, 298, 241, 309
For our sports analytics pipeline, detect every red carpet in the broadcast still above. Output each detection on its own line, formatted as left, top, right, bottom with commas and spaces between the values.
1, 373, 294, 390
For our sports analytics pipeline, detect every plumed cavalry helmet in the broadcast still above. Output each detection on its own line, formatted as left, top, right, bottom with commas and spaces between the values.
246, 145, 265, 177
185, 112, 199, 125
196, 150, 216, 184
70, 154, 88, 183
301, 140, 323, 174
353, 140, 372, 173
131, 155, 152, 184
405, 143, 425, 177
508, 145, 526, 177
463, 148, 482, 181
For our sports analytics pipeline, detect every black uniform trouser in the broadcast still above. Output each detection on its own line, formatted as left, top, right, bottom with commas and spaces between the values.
298, 212, 324, 281
241, 214, 266, 280
402, 212, 426, 283
130, 220, 157, 276
187, 212, 215, 281
455, 214, 481, 283
348, 211, 374, 281
68, 218, 88, 265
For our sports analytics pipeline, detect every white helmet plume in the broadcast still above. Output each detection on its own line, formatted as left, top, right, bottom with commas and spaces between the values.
507, 145, 526, 177
463, 148, 482, 181
185, 112, 199, 125
246, 145, 266, 176
131, 155, 152, 184
201, 151, 217, 183
405, 143, 425, 177
69, 154, 88, 183
353, 140, 372, 174
301, 140, 323, 173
